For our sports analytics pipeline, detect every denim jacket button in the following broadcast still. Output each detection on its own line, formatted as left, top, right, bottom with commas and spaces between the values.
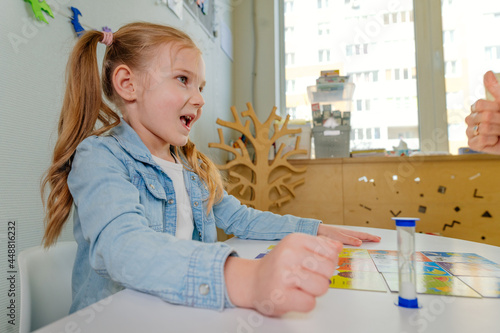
191, 175, 196, 181
194, 201, 199, 207
199, 284, 210, 295
168, 199, 174, 204
149, 184, 155, 190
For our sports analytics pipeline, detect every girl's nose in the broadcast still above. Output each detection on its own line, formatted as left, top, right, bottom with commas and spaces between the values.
191, 89, 205, 108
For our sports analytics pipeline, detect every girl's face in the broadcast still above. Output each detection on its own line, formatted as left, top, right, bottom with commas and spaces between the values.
125, 43, 205, 160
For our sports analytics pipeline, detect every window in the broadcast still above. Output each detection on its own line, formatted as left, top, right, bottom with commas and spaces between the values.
443, 30, 455, 44
285, 79, 295, 94
284, 0, 294, 13
285, 52, 295, 66
318, 22, 330, 36
317, 0, 329, 9
485, 46, 500, 60
281, 0, 500, 154
445, 60, 458, 77
318, 49, 330, 62
286, 107, 297, 119
284, 26, 294, 40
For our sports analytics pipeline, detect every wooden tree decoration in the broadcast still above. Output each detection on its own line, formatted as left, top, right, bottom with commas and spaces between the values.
209, 102, 308, 211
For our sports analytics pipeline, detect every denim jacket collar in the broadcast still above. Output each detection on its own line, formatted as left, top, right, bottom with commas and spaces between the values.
110, 119, 157, 167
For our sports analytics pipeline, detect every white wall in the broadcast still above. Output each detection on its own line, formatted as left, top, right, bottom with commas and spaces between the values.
0, 1, 233, 331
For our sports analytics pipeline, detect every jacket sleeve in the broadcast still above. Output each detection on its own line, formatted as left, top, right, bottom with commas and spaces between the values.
213, 192, 321, 240
68, 138, 235, 310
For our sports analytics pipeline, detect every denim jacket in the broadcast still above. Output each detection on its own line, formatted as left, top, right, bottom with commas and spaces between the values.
67, 119, 321, 313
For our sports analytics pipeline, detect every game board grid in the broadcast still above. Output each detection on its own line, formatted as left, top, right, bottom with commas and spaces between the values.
253, 247, 500, 298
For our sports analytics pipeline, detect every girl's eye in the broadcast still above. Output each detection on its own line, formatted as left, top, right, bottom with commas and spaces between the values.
177, 76, 188, 84
199, 86, 204, 93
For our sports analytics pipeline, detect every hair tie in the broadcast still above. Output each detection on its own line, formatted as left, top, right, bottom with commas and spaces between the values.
100, 31, 113, 46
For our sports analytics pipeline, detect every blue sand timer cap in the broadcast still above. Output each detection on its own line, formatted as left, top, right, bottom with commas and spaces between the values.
398, 296, 419, 308
392, 217, 419, 227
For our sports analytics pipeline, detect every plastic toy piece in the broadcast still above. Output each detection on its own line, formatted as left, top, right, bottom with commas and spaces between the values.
437, 186, 446, 194
24, 0, 54, 24
70, 7, 85, 37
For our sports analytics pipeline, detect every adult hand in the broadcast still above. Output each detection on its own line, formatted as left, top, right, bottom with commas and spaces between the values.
465, 71, 500, 154
317, 224, 381, 246
224, 233, 342, 316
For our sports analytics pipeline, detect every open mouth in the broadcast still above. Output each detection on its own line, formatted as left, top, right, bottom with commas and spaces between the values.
180, 115, 194, 128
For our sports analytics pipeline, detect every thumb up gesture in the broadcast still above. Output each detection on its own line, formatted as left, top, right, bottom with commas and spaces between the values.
466, 71, 500, 154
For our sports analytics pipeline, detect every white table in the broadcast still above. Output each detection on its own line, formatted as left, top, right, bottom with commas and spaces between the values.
35, 226, 500, 333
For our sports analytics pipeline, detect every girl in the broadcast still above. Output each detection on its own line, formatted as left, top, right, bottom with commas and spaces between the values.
42, 22, 380, 317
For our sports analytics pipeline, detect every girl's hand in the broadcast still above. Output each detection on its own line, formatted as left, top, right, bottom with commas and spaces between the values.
317, 224, 381, 246
466, 71, 500, 154
224, 233, 342, 316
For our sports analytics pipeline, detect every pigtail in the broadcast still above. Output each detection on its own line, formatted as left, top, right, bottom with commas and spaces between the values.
41, 31, 119, 247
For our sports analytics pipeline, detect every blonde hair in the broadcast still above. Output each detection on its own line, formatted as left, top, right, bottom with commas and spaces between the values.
41, 22, 223, 247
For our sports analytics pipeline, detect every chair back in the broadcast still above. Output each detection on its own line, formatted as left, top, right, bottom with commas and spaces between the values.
18, 241, 77, 333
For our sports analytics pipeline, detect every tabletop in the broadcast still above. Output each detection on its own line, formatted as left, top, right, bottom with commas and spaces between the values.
35, 226, 500, 333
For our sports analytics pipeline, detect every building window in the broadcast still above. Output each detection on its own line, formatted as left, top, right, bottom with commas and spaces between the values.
317, 0, 329, 9
286, 107, 297, 119
485, 46, 500, 60
356, 100, 363, 111
285, 52, 295, 66
318, 22, 330, 36
366, 128, 372, 139
445, 60, 458, 77
346, 45, 353, 56
285, 79, 295, 94
318, 49, 330, 62
443, 30, 455, 44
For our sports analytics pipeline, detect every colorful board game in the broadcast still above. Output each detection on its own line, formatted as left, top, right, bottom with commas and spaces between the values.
255, 247, 500, 298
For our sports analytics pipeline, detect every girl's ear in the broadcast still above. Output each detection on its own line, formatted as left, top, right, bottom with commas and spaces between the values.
112, 65, 137, 102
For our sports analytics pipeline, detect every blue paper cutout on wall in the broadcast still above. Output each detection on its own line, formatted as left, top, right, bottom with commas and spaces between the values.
70, 7, 85, 37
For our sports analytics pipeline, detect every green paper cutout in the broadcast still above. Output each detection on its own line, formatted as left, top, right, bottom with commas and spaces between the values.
24, 0, 54, 24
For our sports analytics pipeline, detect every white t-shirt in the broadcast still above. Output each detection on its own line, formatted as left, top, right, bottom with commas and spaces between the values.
152, 155, 194, 240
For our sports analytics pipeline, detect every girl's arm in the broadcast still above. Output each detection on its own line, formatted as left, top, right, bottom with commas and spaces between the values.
224, 233, 343, 316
